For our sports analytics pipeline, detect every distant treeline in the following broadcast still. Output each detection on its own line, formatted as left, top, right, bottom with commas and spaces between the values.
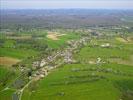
1, 9, 133, 30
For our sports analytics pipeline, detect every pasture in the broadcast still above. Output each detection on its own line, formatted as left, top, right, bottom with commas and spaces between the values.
0, 30, 82, 100
21, 63, 133, 100
21, 35, 133, 100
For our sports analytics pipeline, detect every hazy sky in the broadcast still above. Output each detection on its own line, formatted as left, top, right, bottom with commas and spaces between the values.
1, 0, 133, 9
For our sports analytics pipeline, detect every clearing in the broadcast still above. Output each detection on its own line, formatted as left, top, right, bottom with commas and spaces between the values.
0, 57, 20, 66
47, 32, 66, 40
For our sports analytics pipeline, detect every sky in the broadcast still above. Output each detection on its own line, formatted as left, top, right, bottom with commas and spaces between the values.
1, 0, 133, 9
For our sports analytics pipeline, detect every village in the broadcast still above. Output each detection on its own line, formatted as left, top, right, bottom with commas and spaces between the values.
4, 28, 128, 100
16, 29, 117, 99
0, 6, 133, 100
12, 31, 92, 100
31, 35, 91, 80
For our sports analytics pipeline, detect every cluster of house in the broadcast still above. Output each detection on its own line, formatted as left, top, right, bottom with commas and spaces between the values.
67, 37, 90, 50
31, 35, 91, 80
20, 30, 111, 80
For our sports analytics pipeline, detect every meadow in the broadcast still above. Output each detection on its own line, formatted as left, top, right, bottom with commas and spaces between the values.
21, 63, 133, 100
0, 29, 82, 100
21, 33, 133, 100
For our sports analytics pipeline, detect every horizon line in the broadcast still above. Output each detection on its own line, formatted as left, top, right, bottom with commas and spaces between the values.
1, 8, 133, 10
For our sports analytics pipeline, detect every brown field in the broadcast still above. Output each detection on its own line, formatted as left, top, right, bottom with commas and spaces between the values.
116, 37, 128, 43
127, 36, 133, 42
47, 32, 66, 40
0, 57, 20, 66
116, 37, 133, 44
7, 35, 31, 40
108, 58, 133, 66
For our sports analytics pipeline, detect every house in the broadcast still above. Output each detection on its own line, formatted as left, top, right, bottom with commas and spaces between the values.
40, 59, 47, 67
100, 43, 110, 48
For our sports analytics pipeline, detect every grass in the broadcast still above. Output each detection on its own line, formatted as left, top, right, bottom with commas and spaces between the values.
75, 37, 133, 64
21, 34, 133, 100
0, 89, 15, 100
0, 65, 20, 100
0, 31, 80, 60
0, 66, 10, 81
0, 65, 19, 90
0, 31, 82, 100
21, 63, 133, 100
76, 45, 132, 62
0, 48, 38, 59
3, 40, 16, 48
46, 32, 81, 48
1, 30, 133, 100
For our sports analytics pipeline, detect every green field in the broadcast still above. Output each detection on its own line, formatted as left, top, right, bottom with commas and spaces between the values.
0, 48, 38, 59
37, 32, 81, 48
22, 63, 133, 100
75, 38, 133, 64
21, 35, 133, 100
0, 30, 82, 100
0, 66, 19, 100
0, 28, 133, 100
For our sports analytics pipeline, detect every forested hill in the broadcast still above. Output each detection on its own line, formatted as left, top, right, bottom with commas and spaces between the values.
1, 9, 133, 29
